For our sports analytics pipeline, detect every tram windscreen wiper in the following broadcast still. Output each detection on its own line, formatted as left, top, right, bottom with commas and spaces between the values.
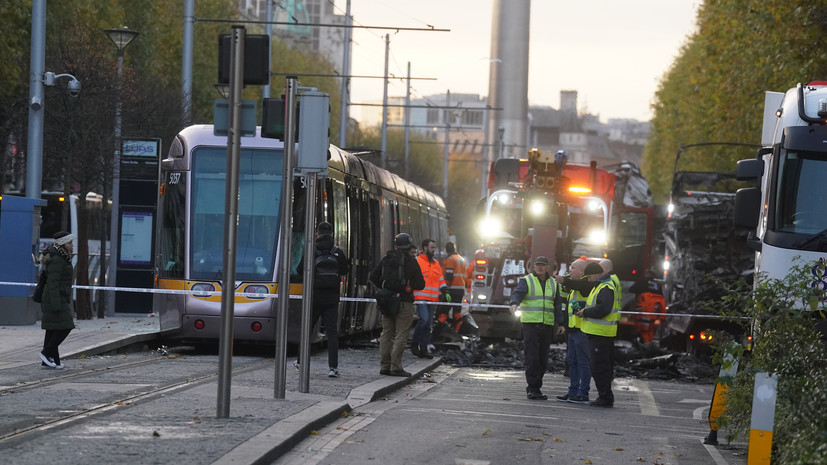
797, 227, 827, 249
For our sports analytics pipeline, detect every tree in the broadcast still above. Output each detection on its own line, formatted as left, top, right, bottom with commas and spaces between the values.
643, 0, 827, 202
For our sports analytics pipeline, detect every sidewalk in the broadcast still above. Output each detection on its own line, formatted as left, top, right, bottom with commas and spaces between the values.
0, 315, 441, 465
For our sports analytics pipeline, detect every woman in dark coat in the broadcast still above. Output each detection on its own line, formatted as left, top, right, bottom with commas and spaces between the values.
39, 231, 75, 369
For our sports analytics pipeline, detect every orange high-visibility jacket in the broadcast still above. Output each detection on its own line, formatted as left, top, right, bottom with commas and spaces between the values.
443, 253, 467, 292
414, 253, 446, 302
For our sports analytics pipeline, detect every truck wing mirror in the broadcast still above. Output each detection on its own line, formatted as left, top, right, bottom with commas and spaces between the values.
734, 187, 761, 229
735, 159, 764, 181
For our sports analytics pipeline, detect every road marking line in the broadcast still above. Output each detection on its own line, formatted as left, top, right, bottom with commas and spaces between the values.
631, 379, 660, 416
694, 405, 710, 421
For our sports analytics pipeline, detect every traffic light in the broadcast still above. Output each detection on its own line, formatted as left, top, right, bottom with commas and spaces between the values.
217, 34, 270, 85
262, 99, 285, 140
261, 99, 301, 140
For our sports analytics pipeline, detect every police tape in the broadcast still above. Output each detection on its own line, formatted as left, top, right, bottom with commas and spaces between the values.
1, 280, 751, 320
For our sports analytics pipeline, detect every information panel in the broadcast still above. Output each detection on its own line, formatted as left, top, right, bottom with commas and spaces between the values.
119, 210, 153, 266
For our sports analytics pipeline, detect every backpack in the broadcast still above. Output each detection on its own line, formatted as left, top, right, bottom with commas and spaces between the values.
379, 251, 406, 292
314, 245, 341, 290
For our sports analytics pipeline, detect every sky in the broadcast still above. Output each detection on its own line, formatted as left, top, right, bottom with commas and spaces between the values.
341, 0, 700, 123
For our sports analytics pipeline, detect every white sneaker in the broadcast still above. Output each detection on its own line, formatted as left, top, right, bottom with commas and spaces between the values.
328, 368, 339, 378
427, 344, 436, 352
39, 352, 56, 368
292, 360, 300, 371
54, 362, 65, 369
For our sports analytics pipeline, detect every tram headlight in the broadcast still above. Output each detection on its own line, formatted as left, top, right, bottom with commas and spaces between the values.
243, 284, 269, 299
191, 283, 216, 297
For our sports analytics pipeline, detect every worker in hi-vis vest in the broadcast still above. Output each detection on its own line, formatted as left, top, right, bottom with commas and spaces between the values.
509, 256, 565, 400
575, 261, 621, 408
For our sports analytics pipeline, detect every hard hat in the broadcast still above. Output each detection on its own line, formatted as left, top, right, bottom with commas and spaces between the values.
394, 233, 414, 249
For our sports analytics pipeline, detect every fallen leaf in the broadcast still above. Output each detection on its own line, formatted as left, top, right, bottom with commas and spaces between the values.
482, 429, 492, 435
310, 430, 318, 435
336, 427, 349, 431
503, 397, 511, 401
673, 452, 683, 457
341, 411, 350, 418
636, 458, 646, 462
613, 447, 624, 451
584, 460, 592, 464
553, 437, 563, 442
518, 436, 544, 442
152, 431, 160, 437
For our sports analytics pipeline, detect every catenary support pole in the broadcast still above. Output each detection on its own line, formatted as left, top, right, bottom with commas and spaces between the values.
217, 26, 245, 419
182, 0, 194, 125
404, 62, 411, 180
275, 77, 298, 399
298, 172, 317, 393
380, 34, 389, 169
338, 0, 352, 147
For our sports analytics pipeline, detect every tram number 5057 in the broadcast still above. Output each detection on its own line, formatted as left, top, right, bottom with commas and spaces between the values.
169, 172, 182, 184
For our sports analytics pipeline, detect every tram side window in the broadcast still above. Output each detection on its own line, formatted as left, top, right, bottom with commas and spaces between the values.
160, 172, 186, 278
333, 179, 348, 247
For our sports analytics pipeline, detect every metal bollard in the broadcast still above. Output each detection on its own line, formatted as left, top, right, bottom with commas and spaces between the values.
747, 372, 778, 465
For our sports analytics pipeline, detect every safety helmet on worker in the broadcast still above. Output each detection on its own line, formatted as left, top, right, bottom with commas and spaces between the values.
394, 233, 414, 249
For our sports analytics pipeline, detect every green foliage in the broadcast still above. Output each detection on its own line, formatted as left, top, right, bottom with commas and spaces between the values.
717, 260, 827, 464
644, 0, 827, 202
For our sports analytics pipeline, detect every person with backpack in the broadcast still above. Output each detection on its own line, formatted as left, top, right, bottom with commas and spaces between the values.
369, 233, 425, 377
297, 221, 349, 377
38, 231, 75, 369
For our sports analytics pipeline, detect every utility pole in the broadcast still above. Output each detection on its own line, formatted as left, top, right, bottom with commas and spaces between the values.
380, 34, 389, 169
338, 0, 352, 147
404, 62, 411, 180
443, 90, 451, 200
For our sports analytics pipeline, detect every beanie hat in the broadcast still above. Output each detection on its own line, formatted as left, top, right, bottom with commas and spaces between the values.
54, 231, 74, 246
584, 262, 603, 275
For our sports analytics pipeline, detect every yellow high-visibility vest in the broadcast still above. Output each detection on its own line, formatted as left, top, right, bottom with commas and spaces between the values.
581, 280, 620, 337
518, 274, 557, 325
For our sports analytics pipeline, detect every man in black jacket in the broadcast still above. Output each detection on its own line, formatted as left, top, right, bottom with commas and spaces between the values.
298, 222, 349, 377
369, 233, 425, 377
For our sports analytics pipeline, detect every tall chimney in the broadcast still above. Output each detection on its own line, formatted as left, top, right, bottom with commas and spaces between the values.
486, 0, 530, 159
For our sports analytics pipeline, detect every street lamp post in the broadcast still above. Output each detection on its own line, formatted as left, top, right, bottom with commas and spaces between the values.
104, 27, 138, 316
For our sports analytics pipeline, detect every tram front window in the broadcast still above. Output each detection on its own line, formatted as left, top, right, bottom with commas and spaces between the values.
191, 147, 283, 281
775, 150, 827, 234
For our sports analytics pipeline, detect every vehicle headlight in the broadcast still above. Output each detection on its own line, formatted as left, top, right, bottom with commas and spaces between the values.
243, 284, 269, 299
587, 229, 606, 244
478, 216, 503, 238
529, 199, 545, 216
191, 283, 216, 297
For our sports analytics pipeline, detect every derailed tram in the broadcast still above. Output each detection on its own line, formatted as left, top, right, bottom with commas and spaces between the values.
153, 124, 448, 344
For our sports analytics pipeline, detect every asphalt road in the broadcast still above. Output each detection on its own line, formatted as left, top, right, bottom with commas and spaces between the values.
275, 366, 748, 465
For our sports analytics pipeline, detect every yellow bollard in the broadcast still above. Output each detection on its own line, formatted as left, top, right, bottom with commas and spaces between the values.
747, 372, 778, 465
704, 351, 739, 445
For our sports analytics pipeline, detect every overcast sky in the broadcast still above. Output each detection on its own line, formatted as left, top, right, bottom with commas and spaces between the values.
342, 0, 700, 123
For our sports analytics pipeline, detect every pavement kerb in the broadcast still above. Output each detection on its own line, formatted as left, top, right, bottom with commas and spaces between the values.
211, 399, 352, 465
64, 332, 160, 360
212, 357, 444, 465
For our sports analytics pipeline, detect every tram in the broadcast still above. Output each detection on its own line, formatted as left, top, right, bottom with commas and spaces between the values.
153, 125, 449, 344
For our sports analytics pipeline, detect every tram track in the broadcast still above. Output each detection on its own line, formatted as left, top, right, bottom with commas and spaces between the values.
0, 356, 273, 445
